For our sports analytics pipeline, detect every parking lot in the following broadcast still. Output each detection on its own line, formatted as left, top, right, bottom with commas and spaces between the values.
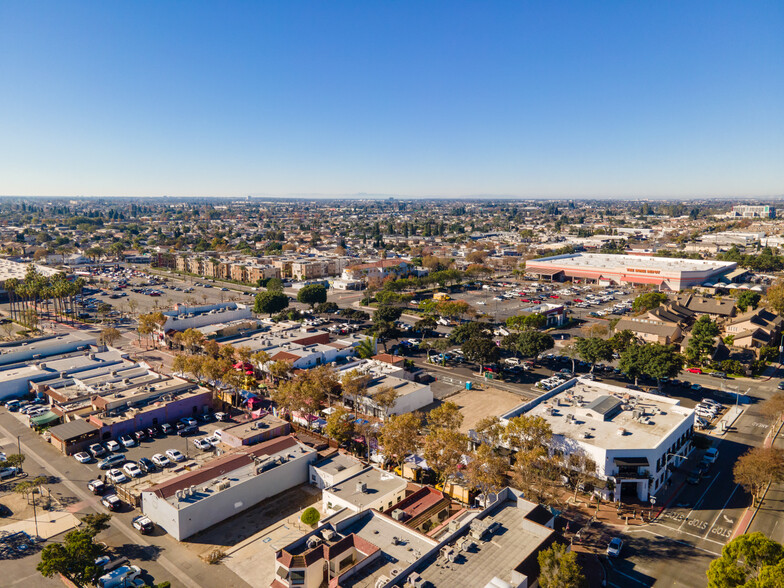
454, 281, 637, 322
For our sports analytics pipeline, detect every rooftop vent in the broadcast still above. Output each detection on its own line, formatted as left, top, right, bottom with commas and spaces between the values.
356, 481, 367, 494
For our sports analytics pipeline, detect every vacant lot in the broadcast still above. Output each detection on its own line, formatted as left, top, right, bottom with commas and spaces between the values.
434, 387, 525, 433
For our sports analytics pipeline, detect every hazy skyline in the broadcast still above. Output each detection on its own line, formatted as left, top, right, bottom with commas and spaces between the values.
1, 1, 782, 198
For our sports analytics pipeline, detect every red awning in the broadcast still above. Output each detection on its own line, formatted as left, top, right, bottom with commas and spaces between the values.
623, 275, 664, 285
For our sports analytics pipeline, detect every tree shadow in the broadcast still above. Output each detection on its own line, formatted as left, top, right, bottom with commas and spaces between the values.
116, 542, 164, 562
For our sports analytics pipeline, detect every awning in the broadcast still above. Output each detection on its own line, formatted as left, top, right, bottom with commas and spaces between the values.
613, 457, 649, 467
532, 268, 564, 277
30, 411, 60, 426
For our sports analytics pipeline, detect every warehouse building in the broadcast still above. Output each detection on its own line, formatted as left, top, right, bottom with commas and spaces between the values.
525, 253, 736, 290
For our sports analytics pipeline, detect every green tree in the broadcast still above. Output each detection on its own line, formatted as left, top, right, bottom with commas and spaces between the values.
538, 543, 588, 588
506, 313, 546, 332
610, 329, 638, 352
374, 304, 403, 323
736, 291, 762, 312
706, 533, 784, 588
37, 527, 107, 584
574, 337, 614, 371
502, 330, 554, 359
462, 337, 501, 373
380, 412, 421, 468
300, 506, 321, 526
686, 315, 720, 365
464, 444, 507, 508
644, 343, 685, 390
427, 401, 463, 431
266, 277, 284, 292
449, 321, 491, 345
632, 292, 668, 313
355, 337, 376, 359
296, 284, 327, 308
253, 291, 289, 316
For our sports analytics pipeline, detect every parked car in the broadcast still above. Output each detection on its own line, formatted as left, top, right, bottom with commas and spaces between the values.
205, 435, 220, 447
138, 457, 156, 474
686, 368, 703, 374
87, 479, 106, 495
132, 515, 154, 534
151, 453, 171, 467
711, 372, 727, 379
178, 425, 198, 437
161, 423, 174, 435
106, 469, 128, 484
166, 449, 186, 462
98, 454, 126, 470
193, 438, 211, 451
0, 467, 21, 480
133, 430, 147, 442
74, 451, 92, 463
704, 447, 719, 463
89, 443, 107, 458
123, 462, 143, 478
105, 440, 121, 453
100, 494, 123, 512
606, 537, 623, 557
97, 564, 141, 588
180, 417, 198, 427
214, 412, 229, 422
119, 435, 136, 448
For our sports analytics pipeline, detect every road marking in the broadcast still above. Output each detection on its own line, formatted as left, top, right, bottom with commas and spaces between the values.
0, 421, 203, 588
606, 560, 653, 587
705, 484, 741, 540
678, 473, 720, 531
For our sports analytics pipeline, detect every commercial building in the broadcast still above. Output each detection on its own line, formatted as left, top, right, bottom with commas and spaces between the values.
525, 253, 736, 291
500, 378, 695, 502
142, 435, 317, 541
216, 413, 291, 448
309, 453, 364, 490
341, 259, 412, 282
731, 205, 775, 218
273, 487, 558, 588
322, 467, 408, 516
157, 302, 253, 342
0, 259, 60, 300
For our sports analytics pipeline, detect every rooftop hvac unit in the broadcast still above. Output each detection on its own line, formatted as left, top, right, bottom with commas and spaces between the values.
391, 509, 407, 522
391, 536, 400, 546
407, 573, 425, 587
617, 428, 627, 436
390, 568, 402, 578
448, 519, 462, 533
321, 529, 335, 541
565, 414, 574, 423
306, 536, 321, 549
375, 577, 391, 588
356, 482, 367, 493
176, 490, 184, 500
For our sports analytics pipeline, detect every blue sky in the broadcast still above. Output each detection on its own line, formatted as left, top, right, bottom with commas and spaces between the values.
1, 1, 782, 198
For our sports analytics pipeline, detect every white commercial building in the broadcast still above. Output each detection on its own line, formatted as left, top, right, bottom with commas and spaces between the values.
731, 205, 775, 218
322, 466, 407, 516
500, 378, 695, 502
141, 435, 317, 541
525, 253, 736, 291
309, 453, 364, 490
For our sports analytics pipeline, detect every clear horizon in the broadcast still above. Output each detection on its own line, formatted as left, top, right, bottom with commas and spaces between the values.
1, 1, 782, 198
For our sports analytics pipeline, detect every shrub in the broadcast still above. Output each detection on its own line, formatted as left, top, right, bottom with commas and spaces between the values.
301, 507, 321, 526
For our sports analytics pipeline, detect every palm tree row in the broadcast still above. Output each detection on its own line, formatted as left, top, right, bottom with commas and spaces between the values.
6, 266, 86, 329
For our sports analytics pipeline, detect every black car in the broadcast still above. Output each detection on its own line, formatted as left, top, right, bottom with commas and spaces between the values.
133, 430, 147, 442
146, 426, 158, 438
175, 421, 187, 431
138, 457, 156, 474
178, 425, 198, 437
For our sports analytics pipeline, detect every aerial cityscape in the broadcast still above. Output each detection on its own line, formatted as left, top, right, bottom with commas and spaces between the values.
1, 2, 783, 588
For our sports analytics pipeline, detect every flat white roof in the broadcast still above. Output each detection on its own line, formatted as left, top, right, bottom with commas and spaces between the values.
505, 379, 694, 451
528, 253, 735, 274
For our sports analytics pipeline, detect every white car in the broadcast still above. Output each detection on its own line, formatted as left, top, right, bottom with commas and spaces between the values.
701, 398, 721, 408
193, 438, 212, 451
151, 453, 171, 468
74, 452, 92, 463
119, 435, 136, 448
105, 440, 121, 453
123, 462, 143, 478
205, 435, 220, 447
106, 468, 128, 484
704, 447, 719, 463
166, 449, 185, 462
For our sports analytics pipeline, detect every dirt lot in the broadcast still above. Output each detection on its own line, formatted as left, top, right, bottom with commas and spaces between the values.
436, 387, 525, 433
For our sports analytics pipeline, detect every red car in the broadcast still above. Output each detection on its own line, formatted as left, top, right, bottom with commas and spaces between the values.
550, 295, 559, 299
573, 298, 583, 303
521, 298, 530, 303
686, 368, 703, 374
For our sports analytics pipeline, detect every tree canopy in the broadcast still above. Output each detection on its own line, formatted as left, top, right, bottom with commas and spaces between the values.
686, 315, 720, 365
296, 284, 327, 308
706, 533, 784, 588
253, 291, 289, 316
